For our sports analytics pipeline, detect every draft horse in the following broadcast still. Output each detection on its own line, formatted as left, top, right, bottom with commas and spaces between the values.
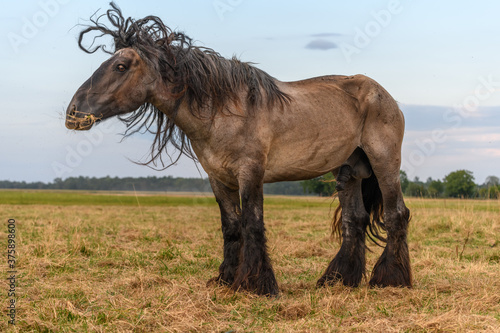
65, 4, 412, 296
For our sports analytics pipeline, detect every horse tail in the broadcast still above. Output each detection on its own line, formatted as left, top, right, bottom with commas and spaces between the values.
331, 170, 387, 246
361, 172, 386, 245
331, 194, 342, 242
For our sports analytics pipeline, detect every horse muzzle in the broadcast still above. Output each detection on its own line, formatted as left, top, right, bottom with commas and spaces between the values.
65, 105, 100, 130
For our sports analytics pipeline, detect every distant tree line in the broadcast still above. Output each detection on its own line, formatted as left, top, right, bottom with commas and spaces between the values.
301, 170, 499, 199
0, 176, 306, 196
0, 176, 212, 192
1, 170, 498, 198
400, 170, 499, 199
284, 170, 499, 199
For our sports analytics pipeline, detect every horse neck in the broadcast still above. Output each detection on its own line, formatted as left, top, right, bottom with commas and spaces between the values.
150, 86, 211, 140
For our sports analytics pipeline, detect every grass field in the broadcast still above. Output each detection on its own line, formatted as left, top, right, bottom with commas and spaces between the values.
1, 190, 499, 332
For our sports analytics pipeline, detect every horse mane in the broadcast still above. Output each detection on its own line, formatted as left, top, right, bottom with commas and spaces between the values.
78, 2, 291, 169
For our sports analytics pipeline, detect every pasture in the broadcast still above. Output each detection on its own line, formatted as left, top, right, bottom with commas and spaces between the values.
1, 190, 499, 332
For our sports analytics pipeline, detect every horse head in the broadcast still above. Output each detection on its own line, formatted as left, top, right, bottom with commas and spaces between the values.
65, 47, 156, 130
64, 2, 176, 131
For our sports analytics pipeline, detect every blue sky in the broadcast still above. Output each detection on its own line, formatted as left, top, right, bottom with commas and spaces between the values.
1, 0, 499, 184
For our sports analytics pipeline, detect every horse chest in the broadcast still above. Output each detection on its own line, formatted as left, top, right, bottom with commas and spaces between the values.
191, 143, 242, 188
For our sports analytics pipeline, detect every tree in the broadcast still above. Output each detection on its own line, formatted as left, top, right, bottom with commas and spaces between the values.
427, 179, 444, 198
444, 170, 476, 198
478, 186, 500, 199
302, 173, 336, 196
484, 175, 499, 187
405, 182, 426, 197
400, 170, 409, 193
480, 176, 500, 199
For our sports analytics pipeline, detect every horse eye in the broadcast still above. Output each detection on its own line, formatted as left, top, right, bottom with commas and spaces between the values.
116, 64, 127, 72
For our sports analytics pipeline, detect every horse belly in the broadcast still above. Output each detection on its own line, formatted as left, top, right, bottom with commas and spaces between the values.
263, 137, 358, 183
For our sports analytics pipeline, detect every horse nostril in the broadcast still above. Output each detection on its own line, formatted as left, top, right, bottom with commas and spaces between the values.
69, 105, 77, 117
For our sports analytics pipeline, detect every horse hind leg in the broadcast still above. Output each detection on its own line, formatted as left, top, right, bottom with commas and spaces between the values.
368, 184, 412, 288
355, 77, 412, 287
317, 167, 369, 287
363, 145, 412, 287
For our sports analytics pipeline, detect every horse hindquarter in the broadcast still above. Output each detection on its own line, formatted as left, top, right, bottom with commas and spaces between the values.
359, 77, 412, 287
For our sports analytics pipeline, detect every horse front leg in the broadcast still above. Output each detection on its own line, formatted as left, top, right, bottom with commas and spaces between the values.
208, 177, 242, 286
232, 166, 279, 296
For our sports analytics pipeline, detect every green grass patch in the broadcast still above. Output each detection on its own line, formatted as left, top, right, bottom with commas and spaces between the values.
0, 190, 217, 206
0, 189, 333, 209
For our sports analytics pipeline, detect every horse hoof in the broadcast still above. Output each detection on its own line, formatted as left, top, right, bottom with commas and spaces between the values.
317, 272, 361, 288
316, 272, 342, 287
259, 282, 280, 297
233, 281, 280, 297
369, 248, 412, 288
369, 270, 412, 288
318, 247, 365, 288
232, 275, 279, 296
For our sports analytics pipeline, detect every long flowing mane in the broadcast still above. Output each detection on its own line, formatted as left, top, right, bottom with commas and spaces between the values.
78, 2, 291, 168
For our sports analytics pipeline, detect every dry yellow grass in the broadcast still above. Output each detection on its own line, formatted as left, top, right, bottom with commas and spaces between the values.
1, 193, 499, 332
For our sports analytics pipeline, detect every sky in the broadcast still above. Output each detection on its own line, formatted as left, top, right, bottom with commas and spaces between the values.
1, 0, 499, 184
